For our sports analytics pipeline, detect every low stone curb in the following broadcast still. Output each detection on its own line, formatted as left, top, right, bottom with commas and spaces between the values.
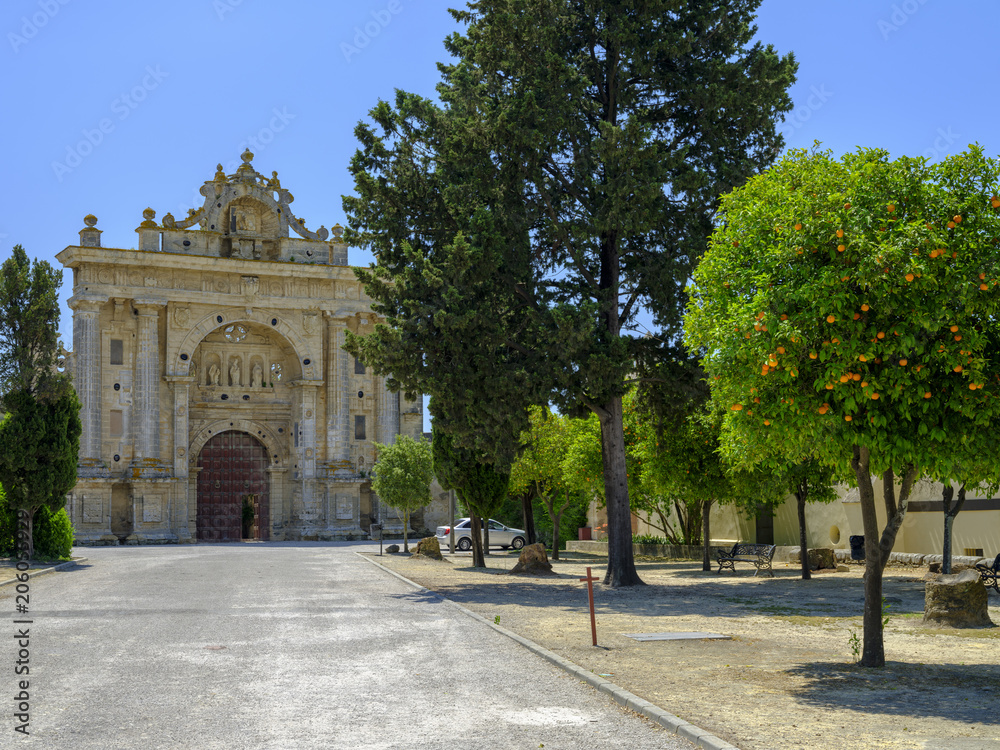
357, 551, 740, 750
0, 558, 87, 587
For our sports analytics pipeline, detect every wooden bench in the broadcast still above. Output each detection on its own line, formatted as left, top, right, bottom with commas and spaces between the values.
717, 543, 777, 577
976, 553, 1000, 594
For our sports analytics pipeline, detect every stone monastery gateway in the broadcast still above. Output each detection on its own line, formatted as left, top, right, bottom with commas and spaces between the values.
57, 151, 442, 545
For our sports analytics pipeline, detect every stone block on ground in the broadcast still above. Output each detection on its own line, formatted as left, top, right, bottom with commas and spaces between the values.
923, 569, 993, 628
385, 544, 400, 553
507, 543, 555, 576
414, 536, 443, 560
788, 547, 836, 570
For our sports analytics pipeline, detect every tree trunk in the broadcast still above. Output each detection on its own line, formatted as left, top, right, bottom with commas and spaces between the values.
701, 498, 713, 572
942, 483, 966, 574
853, 446, 883, 666
403, 509, 410, 553
483, 521, 490, 556
599, 395, 643, 587
522, 493, 537, 545
552, 510, 562, 561
18, 507, 34, 561
796, 489, 811, 581
470, 515, 485, 568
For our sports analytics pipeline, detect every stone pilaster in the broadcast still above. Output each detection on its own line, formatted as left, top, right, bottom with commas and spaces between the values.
132, 301, 165, 463
325, 315, 351, 472
70, 298, 103, 462
166, 376, 193, 478
376, 375, 399, 446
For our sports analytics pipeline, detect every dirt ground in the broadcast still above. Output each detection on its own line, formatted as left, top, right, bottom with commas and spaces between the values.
366, 548, 1000, 750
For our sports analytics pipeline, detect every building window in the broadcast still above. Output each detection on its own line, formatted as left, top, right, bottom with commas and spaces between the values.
354, 357, 366, 375
110, 339, 123, 365
110, 410, 123, 438
355, 415, 366, 441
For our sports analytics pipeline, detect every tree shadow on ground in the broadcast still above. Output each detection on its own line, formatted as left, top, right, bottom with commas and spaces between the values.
783, 660, 1000, 723
416, 564, 930, 620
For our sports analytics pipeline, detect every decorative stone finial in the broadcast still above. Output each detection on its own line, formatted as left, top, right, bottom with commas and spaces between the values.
80, 215, 102, 247
162, 212, 176, 228
266, 170, 281, 189
331, 223, 344, 240
317, 226, 329, 240
214, 163, 226, 181
139, 208, 158, 229
241, 148, 254, 164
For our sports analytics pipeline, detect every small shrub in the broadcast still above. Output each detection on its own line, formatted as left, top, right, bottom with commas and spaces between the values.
633, 534, 669, 545
0, 499, 74, 560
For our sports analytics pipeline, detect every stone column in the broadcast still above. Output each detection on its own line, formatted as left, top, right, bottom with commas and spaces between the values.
268, 466, 287, 540
324, 315, 351, 469
133, 301, 165, 462
376, 375, 399, 446
70, 298, 103, 461
187, 469, 201, 543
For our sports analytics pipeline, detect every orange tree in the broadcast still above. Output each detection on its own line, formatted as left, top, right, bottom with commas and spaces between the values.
685, 145, 1000, 666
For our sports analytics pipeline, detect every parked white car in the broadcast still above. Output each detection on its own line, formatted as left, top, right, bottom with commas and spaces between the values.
435, 518, 527, 551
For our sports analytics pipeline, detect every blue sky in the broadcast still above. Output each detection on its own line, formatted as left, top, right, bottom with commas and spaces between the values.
3, 0, 999, 431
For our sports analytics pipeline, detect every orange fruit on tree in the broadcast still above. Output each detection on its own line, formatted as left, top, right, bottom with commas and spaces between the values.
731, 403, 743, 411
900, 359, 908, 366
969, 383, 977, 390
859, 354, 868, 362
852, 373, 862, 381
825, 383, 834, 390
777, 346, 785, 354
950, 325, 959, 332
871, 393, 880, 400
827, 315, 836, 323
809, 352, 818, 359
954, 215, 962, 223
861, 304, 869, 311
981, 283, 990, 291
877, 331, 886, 339
818, 406, 828, 414
794, 223, 803, 230
853, 313, 861, 320
844, 202, 851, 209
905, 273, 915, 282
955, 334, 962, 341
924, 392, 932, 398
839, 374, 849, 383
954, 365, 963, 373
837, 244, 846, 253
844, 415, 852, 421
764, 420, 771, 426
947, 221, 956, 229
836, 229, 844, 238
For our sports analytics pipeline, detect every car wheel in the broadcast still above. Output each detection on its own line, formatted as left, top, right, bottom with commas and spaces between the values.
511, 537, 525, 550
457, 537, 472, 551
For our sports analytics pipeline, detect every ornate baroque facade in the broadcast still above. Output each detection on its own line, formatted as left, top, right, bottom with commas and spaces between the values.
57, 151, 439, 544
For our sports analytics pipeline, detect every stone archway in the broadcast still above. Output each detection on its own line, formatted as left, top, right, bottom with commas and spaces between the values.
196, 430, 271, 542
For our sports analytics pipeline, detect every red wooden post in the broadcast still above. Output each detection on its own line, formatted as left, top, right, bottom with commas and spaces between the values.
579, 566, 598, 646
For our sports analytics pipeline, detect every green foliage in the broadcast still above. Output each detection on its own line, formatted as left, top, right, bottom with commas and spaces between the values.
632, 534, 669, 545
0, 390, 82, 517
371, 436, 435, 517
432, 425, 510, 566
686, 146, 1000, 478
0, 499, 73, 560
0, 245, 65, 402
343, 0, 797, 586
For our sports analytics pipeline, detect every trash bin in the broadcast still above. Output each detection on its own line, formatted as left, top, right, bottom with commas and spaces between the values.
578, 527, 592, 541
849, 535, 865, 561
369, 523, 382, 542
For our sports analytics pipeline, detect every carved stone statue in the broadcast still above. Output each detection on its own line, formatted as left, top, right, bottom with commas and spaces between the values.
251, 363, 263, 389
209, 364, 221, 386
230, 359, 241, 387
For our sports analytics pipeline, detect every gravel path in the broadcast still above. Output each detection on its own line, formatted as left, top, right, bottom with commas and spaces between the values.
370, 547, 1000, 750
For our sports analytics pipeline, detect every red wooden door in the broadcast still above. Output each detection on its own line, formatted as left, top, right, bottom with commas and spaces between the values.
197, 431, 270, 541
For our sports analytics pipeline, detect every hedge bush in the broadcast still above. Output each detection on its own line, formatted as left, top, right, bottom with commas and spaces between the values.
0, 491, 74, 559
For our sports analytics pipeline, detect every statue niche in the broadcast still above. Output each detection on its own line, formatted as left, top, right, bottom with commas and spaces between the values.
224, 196, 279, 260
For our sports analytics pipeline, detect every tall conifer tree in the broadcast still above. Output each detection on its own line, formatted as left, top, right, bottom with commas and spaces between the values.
344, 1, 796, 585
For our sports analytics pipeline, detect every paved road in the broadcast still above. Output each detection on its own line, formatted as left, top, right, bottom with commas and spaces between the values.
3, 542, 696, 749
